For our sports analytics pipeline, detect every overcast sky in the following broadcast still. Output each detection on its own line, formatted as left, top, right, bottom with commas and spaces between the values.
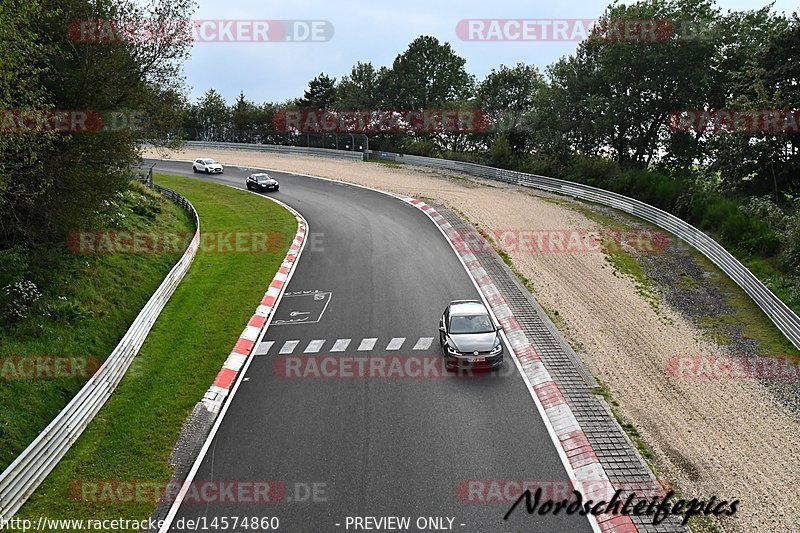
182, 0, 798, 104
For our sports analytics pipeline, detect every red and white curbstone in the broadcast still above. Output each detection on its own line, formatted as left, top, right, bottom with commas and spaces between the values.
201, 215, 307, 414
405, 198, 638, 533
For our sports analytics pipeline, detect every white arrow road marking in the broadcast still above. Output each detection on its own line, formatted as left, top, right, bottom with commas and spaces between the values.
254, 341, 274, 356
304, 339, 326, 353
413, 337, 434, 350
279, 340, 300, 354
330, 339, 351, 352
386, 337, 405, 350
358, 338, 377, 351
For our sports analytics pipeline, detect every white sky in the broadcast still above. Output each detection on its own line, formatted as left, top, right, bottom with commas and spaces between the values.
182, 0, 798, 104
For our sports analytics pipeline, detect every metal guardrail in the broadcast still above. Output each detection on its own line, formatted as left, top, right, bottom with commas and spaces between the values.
185, 140, 800, 350
0, 185, 200, 526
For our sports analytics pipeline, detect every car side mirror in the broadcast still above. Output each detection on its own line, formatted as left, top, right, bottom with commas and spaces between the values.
439, 326, 446, 333
496, 325, 504, 332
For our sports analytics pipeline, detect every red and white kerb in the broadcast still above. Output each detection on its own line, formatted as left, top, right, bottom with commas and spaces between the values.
201, 215, 306, 414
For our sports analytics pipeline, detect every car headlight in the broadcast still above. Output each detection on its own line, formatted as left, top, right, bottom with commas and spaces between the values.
446, 344, 460, 356
489, 341, 502, 355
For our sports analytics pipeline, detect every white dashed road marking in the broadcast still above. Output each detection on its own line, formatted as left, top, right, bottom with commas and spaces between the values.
254, 341, 274, 356
304, 340, 326, 353
279, 340, 300, 354
413, 337, 434, 350
330, 339, 351, 352
264, 336, 437, 354
358, 338, 378, 351
386, 337, 405, 350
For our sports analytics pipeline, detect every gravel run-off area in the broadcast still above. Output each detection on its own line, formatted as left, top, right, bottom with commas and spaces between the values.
143, 146, 800, 533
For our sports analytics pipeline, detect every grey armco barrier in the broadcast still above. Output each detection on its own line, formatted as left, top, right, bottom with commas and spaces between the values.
185, 140, 800, 350
0, 185, 200, 527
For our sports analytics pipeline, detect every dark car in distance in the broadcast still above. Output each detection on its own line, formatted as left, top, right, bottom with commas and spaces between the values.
246, 173, 279, 192
439, 300, 504, 370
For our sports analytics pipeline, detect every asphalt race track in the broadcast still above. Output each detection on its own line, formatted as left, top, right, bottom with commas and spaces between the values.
146, 159, 593, 533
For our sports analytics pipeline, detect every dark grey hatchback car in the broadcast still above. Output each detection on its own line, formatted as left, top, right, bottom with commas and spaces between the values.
439, 300, 503, 369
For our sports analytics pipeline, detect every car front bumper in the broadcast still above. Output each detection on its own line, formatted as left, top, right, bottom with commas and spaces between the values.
208, 167, 223, 173
257, 184, 279, 190
443, 350, 503, 369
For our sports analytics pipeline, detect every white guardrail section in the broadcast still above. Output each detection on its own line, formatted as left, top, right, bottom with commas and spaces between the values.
0, 185, 200, 526
186, 140, 800, 350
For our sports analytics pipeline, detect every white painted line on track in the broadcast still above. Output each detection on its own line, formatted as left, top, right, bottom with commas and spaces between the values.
254, 341, 274, 356
279, 340, 300, 354
413, 337, 434, 350
357, 338, 377, 351
386, 337, 405, 350
330, 339, 351, 352
304, 339, 326, 353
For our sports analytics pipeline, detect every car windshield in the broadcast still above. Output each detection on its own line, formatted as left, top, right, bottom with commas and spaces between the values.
203, 159, 216, 164
256, 175, 270, 182
449, 314, 494, 334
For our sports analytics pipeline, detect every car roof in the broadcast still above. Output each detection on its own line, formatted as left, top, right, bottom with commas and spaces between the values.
449, 300, 488, 316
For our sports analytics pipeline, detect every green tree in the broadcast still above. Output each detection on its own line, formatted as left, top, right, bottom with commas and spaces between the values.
231, 91, 257, 142
192, 89, 230, 141
711, 13, 799, 196
298, 73, 337, 109
0, 0, 195, 247
477, 63, 545, 152
336, 62, 384, 109
384, 36, 474, 109
536, 0, 721, 169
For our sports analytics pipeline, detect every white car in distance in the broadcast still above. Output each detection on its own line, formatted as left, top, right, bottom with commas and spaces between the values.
192, 158, 224, 174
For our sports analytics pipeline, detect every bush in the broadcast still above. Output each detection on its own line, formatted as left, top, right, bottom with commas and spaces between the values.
402, 138, 441, 158
567, 155, 622, 184
486, 133, 515, 169
1, 280, 42, 322
42, 297, 90, 322
0, 246, 29, 288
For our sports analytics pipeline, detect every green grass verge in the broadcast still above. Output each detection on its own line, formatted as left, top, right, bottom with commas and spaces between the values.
691, 250, 800, 359
13, 174, 296, 529
0, 182, 194, 472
